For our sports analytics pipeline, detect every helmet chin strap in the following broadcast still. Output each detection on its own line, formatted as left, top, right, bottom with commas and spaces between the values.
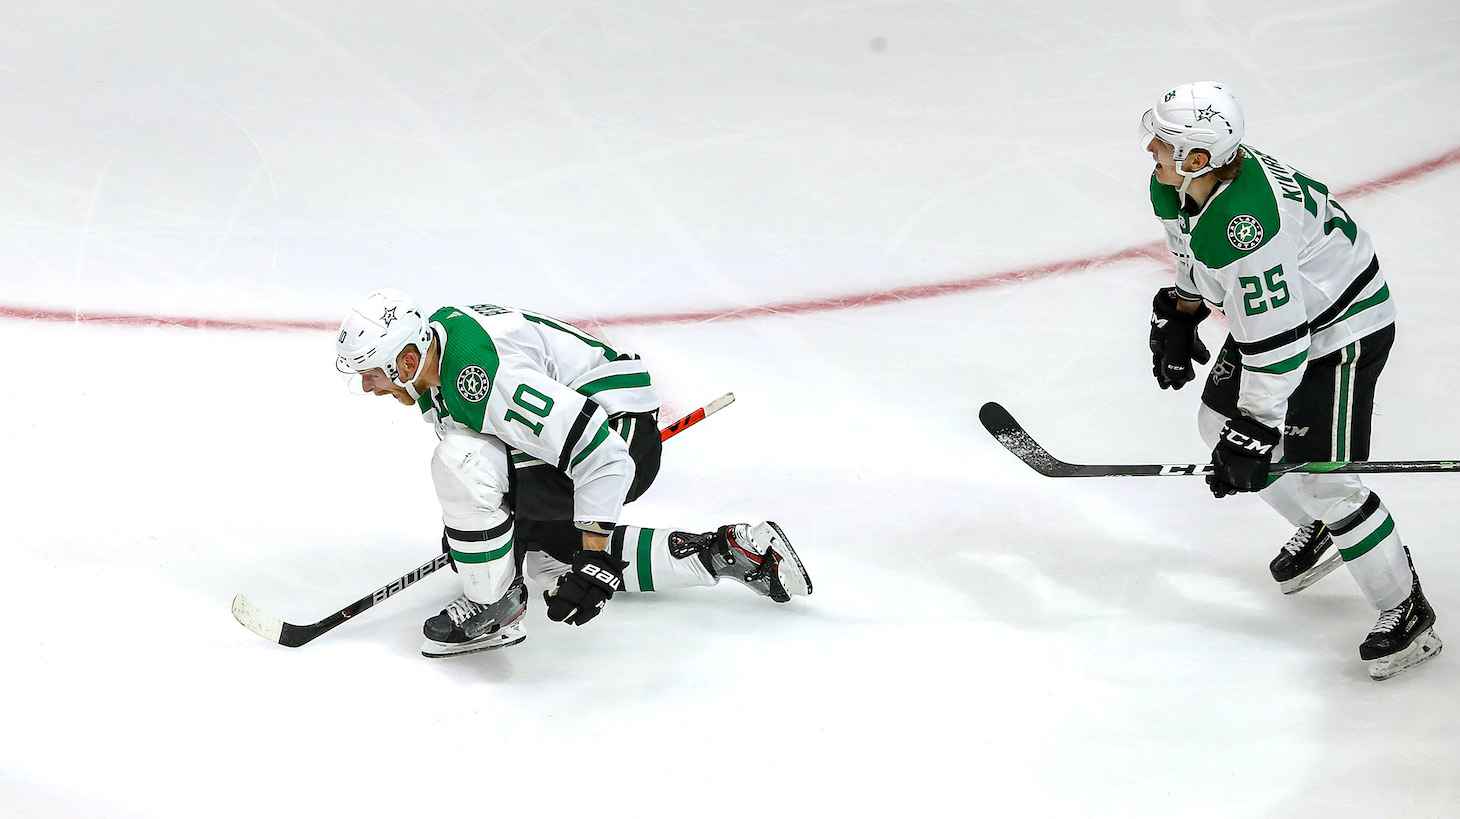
391, 330, 435, 401
1175, 151, 1215, 199
393, 359, 423, 401
1176, 166, 1207, 198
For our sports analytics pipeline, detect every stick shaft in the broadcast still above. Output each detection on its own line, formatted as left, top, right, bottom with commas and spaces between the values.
231, 552, 453, 647
980, 401, 1460, 478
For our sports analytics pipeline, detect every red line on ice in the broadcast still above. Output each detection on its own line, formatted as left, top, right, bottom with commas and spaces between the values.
6, 144, 1460, 332
0, 305, 333, 332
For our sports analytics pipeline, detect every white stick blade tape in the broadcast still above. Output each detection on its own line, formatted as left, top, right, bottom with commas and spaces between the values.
705, 392, 735, 414
231, 594, 284, 643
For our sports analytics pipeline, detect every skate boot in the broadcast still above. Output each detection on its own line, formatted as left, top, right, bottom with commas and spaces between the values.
1269, 521, 1341, 595
1360, 581, 1443, 680
421, 580, 528, 658
669, 522, 811, 603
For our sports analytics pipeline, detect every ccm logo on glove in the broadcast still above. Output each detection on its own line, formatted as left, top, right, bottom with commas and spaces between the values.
1208, 414, 1281, 498
1219, 426, 1276, 455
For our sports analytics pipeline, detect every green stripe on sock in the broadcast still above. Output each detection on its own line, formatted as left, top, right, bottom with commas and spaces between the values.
637, 528, 655, 592
450, 540, 514, 564
1338, 516, 1394, 561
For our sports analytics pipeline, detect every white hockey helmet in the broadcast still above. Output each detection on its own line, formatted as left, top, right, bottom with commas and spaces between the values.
335, 288, 433, 391
1141, 81, 1245, 193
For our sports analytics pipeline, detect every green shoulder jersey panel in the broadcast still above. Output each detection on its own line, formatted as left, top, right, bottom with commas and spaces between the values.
1150, 174, 1182, 219
1188, 151, 1280, 270
428, 306, 502, 433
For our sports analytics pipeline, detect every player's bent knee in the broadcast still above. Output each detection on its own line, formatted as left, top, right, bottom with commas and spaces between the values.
432, 433, 511, 524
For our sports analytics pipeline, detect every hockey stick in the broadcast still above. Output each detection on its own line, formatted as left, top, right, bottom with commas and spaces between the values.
980, 401, 1460, 478
232, 393, 737, 647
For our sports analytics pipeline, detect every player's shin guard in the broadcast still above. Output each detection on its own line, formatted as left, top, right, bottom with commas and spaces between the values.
424, 517, 525, 657
614, 526, 717, 593
445, 517, 518, 604
1327, 492, 1442, 679
1327, 492, 1413, 611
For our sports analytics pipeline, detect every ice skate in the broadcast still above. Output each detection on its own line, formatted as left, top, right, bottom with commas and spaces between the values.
421, 580, 528, 658
1360, 582, 1442, 680
669, 521, 811, 602
1270, 521, 1341, 595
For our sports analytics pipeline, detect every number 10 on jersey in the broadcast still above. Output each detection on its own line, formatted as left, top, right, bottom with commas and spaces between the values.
506, 384, 555, 435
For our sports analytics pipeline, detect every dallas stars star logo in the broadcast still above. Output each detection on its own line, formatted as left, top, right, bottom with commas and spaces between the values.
1194, 105, 1218, 122
380, 306, 397, 327
456, 366, 490, 402
1227, 214, 1264, 250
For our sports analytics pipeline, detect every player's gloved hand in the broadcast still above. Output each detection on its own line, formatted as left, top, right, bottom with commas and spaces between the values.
1149, 287, 1211, 390
543, 550, 629, 626
1208, 414, 1281, 498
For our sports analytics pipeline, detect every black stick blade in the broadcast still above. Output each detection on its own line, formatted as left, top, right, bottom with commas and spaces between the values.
978, 402, 1179, 478
978, 401, 1075, 477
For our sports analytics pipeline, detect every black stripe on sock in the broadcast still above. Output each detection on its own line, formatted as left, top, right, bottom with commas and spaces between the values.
609, 526, 627, 563
444, 515, 514, 542
1328, 491, 1383, 536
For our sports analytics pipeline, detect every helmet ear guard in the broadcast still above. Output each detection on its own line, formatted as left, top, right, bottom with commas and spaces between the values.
335, 288, 434, 393
1141, 81, 1245, 196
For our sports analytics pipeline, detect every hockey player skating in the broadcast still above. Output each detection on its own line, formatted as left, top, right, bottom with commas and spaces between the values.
334, 290, 811, 657
1141, 81, 1440, 679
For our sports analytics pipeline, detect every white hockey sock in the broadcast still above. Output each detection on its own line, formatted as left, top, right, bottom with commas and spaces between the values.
1328, 492, 1413, 611
616, 526, 716, 593
447, 520, 518, 604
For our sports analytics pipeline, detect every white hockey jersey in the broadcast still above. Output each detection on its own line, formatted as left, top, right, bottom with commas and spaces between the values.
1152, 146, 1395, 427
417, 304, 661, 526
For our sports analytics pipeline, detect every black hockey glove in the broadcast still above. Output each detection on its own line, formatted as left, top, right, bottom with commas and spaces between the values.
1208, 415, 1281, 498
1149, 287, 1211, 390
543, 550, 629, 626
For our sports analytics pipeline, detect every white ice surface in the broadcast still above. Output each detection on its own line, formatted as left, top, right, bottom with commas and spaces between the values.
4, 2, 1460, 817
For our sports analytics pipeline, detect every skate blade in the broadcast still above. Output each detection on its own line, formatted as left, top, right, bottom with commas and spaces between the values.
1279, 550, 1343, 595
421, 623, 527, 658
758, 521, 812, 598
1368, 628, 1443, 680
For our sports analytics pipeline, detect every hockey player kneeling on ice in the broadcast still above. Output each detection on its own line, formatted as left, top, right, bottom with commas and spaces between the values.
335, 290, 811, 657
1141, 82, 1440, 680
